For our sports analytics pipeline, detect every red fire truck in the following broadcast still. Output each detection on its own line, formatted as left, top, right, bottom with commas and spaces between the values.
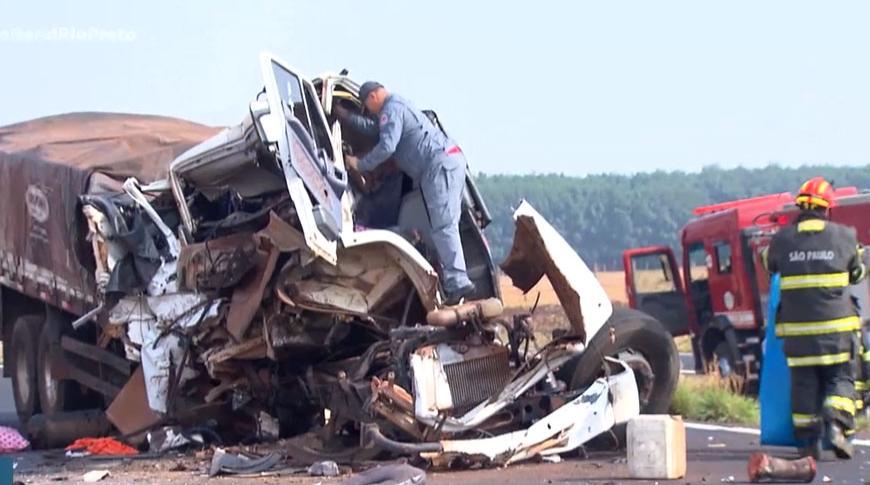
623, 188, 870, 387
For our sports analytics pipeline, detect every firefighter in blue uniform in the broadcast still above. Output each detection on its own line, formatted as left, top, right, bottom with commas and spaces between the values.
336, 81, 475, 305
763, 177, 866, 459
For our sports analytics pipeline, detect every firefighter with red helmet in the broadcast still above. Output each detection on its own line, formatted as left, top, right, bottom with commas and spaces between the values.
763, 176, 866, 459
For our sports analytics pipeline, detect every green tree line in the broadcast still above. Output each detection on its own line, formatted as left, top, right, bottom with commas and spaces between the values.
476, 165, 870, 270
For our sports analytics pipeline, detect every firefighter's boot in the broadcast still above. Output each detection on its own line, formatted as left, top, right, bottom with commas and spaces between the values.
828, 423, 853, 460
798, 437, 821, 460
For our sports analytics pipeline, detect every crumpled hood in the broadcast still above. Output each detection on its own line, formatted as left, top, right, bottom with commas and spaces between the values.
500, 200, 613, 344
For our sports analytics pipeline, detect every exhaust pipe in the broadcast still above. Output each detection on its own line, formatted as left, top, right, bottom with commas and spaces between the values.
361, 424, 442, 455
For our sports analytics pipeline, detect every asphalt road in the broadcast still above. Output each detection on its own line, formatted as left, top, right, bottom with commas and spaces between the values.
430, 424, 870, 484
4, 424, 868, 484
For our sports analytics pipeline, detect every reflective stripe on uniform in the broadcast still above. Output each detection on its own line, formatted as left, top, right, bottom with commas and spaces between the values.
792, 413, 817, 427
853, 264, 867, 283
856, 380, 870, 392
776, 316, 861, 337
863, 350, 870, 362
824, 395, 857, 415
780, 272, 849, 290
786, 352, 851, 367
796, 219, 827, 232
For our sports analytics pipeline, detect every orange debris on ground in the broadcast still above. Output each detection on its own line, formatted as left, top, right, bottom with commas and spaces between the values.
66, 437, 138, 456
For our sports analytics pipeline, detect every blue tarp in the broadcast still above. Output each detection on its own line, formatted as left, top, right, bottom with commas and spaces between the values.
759, 273, 800, 446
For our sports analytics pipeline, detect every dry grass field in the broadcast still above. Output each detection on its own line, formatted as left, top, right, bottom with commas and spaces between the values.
499, 271, 627, 310
499, 271, 628, 344
499, 271, 694, 353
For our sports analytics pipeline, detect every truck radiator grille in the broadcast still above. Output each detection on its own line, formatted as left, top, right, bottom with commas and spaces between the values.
443, 349, 510, 412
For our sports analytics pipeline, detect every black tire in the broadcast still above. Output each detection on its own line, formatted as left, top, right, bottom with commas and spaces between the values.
562, 307, 680, 447
37, 323, 75, 415
10, 315, 44, 423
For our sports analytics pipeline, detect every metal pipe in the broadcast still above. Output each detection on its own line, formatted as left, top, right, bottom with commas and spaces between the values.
27, 410, 112, 449
362, 424, 442, 455
426, 298, 503, 327
71, 303, 104, 330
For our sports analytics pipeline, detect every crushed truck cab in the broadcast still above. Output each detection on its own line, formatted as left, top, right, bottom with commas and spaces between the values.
0, 52, 677, 466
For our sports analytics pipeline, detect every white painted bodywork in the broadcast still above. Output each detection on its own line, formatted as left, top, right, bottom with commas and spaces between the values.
509, 201, 613, 343
412, 342, 586, 431
110, 293, 220, 413
428, 359, 639, 465
340, 229, 441, 310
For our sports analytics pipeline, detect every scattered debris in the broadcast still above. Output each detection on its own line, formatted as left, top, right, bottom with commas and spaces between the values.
822, 476, 831, 483
147, 426, 208, 453
307, 460, 341, 477
0, 426, 29, 453
747, 452, 815, 483
82, 470, 110, 482
338, 464, 426, 485
208, 448, 282, 477
707, 443, 726, 448
257, 411, 280, 441
65, 437, 138, 456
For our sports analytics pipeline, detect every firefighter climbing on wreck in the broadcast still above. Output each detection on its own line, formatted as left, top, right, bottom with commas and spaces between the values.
762, 176, 866, 459
334, 81, 475, 305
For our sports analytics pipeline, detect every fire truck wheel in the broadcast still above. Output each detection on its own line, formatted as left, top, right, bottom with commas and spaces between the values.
563, 307, 680, 447
10, 315, 44, 423
700, 316, 742, 378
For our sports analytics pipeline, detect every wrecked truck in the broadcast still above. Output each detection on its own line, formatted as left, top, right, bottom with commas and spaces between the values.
0, 52, 679, 465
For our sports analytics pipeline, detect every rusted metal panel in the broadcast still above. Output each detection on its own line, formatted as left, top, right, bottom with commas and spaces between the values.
288, 280, 370, 315
105, 367, 161, 436
226, 245, 279, 342
257, 212, 306, 252
177, 232, 258, 291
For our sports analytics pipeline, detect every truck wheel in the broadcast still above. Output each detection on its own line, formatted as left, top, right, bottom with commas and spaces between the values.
568, 307, 680, 412
562, 307, 680, 447
10, 315, 43, 422
37, 323, 74, 415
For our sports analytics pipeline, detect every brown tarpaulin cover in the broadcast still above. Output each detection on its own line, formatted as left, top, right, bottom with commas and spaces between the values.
0, 112, 221, 312
0, 112, 221, 182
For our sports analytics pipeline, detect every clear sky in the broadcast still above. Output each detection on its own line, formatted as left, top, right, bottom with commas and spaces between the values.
2, 1, 869, 175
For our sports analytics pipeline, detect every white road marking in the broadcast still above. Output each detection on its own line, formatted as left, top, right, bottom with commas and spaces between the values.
686, 422, 870, 447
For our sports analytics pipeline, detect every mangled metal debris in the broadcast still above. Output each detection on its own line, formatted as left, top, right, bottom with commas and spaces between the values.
208, 449, 283, 477
0, 53, 671, 468
72, 53, 643, 467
